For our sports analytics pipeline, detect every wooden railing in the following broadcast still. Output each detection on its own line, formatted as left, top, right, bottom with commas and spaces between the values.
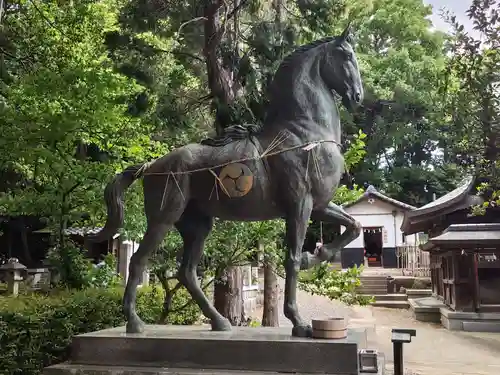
396, 245, 430, 277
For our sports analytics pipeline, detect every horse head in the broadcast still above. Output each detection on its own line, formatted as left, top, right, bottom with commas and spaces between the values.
265, 25, 364, 128
321, 23, 364, 111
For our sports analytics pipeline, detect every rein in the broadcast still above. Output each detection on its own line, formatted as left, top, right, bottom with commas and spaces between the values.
142, 139, 341, 176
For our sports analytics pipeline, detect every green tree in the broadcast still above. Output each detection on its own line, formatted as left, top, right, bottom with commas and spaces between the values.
440, 0, 499, 212
345, 0, 463, 206
0, 0, 177, 246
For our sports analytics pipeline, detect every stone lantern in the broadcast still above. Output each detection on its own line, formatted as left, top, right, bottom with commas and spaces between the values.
0, 258, 27, 296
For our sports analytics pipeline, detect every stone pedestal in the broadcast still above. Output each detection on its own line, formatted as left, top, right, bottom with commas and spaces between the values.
44, 325, 382, 375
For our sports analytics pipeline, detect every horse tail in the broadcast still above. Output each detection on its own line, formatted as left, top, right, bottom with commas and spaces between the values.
88, 163, 147, 243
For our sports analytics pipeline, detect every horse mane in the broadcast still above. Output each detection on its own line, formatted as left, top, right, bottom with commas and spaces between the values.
200, 124, 262, 147
271, 36, 337, 85
200, 34, 352, 148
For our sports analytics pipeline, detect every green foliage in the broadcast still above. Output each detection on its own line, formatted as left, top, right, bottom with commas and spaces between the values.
154, 219, 286, 279
46, 243, 121, 289
439, 1, 500, 208
343, 0, 459, 206
332, 184, 364, 206
344, 130, 367, 172
330, 130, 367, 205
299, 264, 373, 305
0, 285, 199, 375
0, 0, 170, 237
206, 220, 286, 274
411, 278, 430, 290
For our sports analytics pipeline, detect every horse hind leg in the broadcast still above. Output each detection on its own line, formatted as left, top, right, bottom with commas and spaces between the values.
123, 222, 172, 333
176, 208, 231, 331
124, 173, 189, 333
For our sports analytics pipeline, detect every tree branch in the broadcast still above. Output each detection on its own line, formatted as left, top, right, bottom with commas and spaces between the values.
225, 0, 250, 22
168, 50, 204, 62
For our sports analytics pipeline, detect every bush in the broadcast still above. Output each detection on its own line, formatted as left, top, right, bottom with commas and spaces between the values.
299, 264, 373, 306
0, 285, 200, 375
411, 278, 431, 290
46, 243, 122, 289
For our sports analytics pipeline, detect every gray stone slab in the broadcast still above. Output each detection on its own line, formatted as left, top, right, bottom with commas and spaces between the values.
45, 358, 385, 375
409, 297, 444, 323
440, 307, 500, 320
441, 314, 463, 330
463, 321, 500, 332
69, 325, 367, 375
409, 296, 445, 312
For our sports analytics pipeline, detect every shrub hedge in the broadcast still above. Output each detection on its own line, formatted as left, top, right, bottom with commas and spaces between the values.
0, 285, 200, 375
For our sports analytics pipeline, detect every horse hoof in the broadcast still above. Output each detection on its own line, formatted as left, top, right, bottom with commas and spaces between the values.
292, 325, 313, 338
126, 319, 145, 334
211, 318, 232, 332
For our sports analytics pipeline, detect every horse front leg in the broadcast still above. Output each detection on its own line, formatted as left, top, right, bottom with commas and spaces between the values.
301, 202, 361, 270
284, 196, 313, 337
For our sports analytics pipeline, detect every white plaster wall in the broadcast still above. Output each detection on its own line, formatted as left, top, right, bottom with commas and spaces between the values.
342, 198, 416, 248
119, 240, 149, 286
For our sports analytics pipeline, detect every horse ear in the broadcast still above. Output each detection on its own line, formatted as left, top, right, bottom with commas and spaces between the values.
340, 22, 353, 42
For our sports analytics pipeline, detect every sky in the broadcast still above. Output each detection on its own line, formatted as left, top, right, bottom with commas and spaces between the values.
423, 0, 477, 36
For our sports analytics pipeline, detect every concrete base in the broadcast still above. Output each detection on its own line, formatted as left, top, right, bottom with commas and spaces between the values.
440, 308, 500, 332
45, 325, 372, 375
408, 297, 445, 323
45, 359, 385, 375
405, 289, 432, 299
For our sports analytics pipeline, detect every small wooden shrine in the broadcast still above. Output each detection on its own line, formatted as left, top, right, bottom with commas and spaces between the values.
422, 223, 500, 312
401, 177, 500, 330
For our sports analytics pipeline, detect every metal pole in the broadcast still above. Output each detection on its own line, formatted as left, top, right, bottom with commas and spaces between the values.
393, 341, 403, 375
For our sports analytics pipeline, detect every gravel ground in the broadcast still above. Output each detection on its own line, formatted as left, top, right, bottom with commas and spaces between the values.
251, 278, 500, 375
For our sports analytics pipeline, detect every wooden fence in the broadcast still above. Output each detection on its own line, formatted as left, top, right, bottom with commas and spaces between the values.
396, 245, 430, 277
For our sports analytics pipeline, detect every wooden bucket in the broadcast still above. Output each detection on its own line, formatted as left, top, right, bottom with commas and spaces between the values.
311, 317, 347, 339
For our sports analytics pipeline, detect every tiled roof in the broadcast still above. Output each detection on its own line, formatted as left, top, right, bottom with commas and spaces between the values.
32, 226, 120, 239
407, 176, 475, 215
63, 227, 103, 236
342, 185, 417, 211
401, 176, 483, 235
422, 223, 500, 251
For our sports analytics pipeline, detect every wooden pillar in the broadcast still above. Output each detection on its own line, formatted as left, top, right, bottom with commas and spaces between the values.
472, 252, 480, 311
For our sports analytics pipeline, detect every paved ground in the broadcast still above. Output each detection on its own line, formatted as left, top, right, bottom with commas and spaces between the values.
251, 279, 500, 375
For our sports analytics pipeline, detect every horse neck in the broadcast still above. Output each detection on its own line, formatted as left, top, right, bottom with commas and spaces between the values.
262, 49, 341, 142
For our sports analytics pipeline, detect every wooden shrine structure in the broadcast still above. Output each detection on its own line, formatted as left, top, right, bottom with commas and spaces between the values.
422, 223, 500, 312
401, 177, 500, 331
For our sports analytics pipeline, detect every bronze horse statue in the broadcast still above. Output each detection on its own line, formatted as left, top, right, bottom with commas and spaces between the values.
91, 24, 363, 337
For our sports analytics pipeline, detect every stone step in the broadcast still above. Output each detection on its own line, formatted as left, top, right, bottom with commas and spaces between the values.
357, 288, 387, 294
356, 285, 387, 291
371, 294, 408, 302
66, 325, 368, 375
405, 289, 432, 298
359, 277, 389, 282
357, 285, 387, 289
360, 280, 387, 288
45, 362, 385, 375
357, 292, 387, 297
359, 284, 387, 289
370, 300, 410, 309
43, 364, 340, 375
359, 294, 406, 301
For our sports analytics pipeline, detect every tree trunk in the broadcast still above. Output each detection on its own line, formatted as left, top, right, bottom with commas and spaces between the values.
202, 0, 246, 326
213, 266, 244, 325
262, 256, 279, 326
